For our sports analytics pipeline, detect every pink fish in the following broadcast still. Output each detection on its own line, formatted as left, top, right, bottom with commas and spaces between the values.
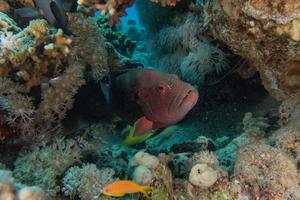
102, 68, 199, 145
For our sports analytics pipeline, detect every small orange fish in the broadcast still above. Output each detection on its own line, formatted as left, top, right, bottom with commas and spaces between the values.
101, 180, 152, 198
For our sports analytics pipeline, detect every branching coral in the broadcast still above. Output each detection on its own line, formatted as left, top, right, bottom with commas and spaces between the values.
77, 0, 134, 25
62, 164, 117, 200
0, 19, 72, 92
13, 138, 82, 198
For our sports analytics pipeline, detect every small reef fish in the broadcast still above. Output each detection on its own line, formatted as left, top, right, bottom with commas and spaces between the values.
101, 180, 152, 197
101, 68, 199, 145
14, 0, 73, 35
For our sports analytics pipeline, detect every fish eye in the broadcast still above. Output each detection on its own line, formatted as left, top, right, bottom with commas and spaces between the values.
105, 188, 109, 192
157, 84, 170, 92
158, 86, 164, 91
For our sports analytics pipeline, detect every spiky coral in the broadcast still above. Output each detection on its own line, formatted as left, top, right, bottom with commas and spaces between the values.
13, 138, 82, 198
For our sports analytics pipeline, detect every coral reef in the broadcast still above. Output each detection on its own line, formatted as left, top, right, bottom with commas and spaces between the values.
62, 164, 117, 200
207, 0, 300, 103
0, 169, 45, 200
13, 138, 82, 198
96, 16, 136, 58
235, 143, 299, 199
78, 0, 181, 26
130, 151, 159, 185
0, 11, 111, 140
67, 13, 109, 81
148, 13, 229, 84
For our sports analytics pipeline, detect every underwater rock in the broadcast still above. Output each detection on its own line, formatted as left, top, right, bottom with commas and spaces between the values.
170, 135, 216, 153
208, 0, 300, 102
235, 143, 299, 199
130, 151, 160, 169
17, 186, 45, 200
132, 165, 154, 185
98, 144, 138, 177
0, 1, 10, 13
0, 169, 45, 200
146, 125, 208, 154
62, 164, 117, 200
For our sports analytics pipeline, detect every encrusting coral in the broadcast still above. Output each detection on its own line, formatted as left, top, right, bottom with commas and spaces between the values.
206, 0, 300, 104
234, 143, 299, 200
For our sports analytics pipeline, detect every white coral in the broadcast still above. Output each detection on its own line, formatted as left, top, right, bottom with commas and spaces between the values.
62, 164, 116, 200
189, 163, 218, 187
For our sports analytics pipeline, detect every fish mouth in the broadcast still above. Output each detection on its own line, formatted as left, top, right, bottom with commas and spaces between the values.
179, 88, 198, 108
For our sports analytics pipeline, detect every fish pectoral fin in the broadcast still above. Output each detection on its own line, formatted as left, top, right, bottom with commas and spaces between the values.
133, 116, 154, 137
123, 117, 154, 146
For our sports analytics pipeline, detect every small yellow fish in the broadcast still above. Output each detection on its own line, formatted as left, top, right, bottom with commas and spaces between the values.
101, 180, 152, 198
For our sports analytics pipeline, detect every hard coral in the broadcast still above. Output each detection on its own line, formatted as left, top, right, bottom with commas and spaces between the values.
1, 19, 72, 92
235, 143, 299, 200
78, 0, 181, 26
149, 0, 181, 7
78, 0, 134, 25
208, 0, 300, 102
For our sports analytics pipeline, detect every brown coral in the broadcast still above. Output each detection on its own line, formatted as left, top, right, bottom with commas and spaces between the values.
208, 0, 300, 102
68, 13, 109, 81
235, 143, 299, 199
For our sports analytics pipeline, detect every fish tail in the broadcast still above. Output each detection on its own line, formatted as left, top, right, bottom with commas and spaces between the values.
140, 186, 153, 198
